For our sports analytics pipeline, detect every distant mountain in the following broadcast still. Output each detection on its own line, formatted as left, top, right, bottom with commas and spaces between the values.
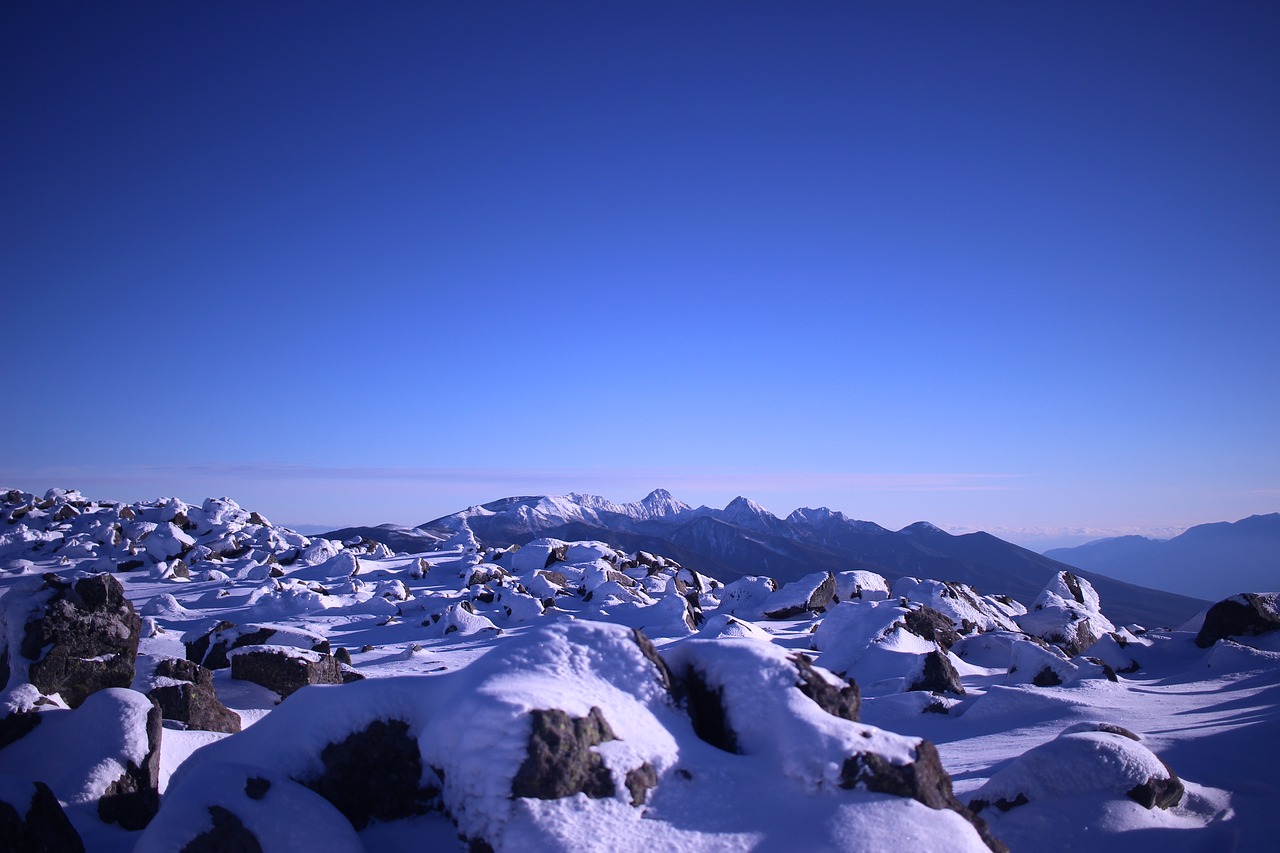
1045, 513, 1280, 601
323, 489, 1206, 628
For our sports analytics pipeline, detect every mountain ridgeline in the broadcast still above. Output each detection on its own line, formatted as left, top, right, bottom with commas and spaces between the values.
325, 490, 1205, 628
1045, 513, 1280, 601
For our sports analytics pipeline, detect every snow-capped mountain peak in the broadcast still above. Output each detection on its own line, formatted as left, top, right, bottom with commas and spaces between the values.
632, 488, 692, 520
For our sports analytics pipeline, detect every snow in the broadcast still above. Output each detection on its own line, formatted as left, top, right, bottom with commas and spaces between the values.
0, 487, 1278, 851
0, 688, 152, 806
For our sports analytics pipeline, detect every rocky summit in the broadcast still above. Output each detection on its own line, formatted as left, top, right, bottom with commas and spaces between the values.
0, 486, 1278, 852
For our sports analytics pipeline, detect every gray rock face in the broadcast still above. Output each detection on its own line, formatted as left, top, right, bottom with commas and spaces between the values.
0, 777, 86, 853
229, 648, 345, 699
302, 719, 439, 829
97, 696, 162, 830
510, 707, 617, 800
841, 741, 1007, 853
1194, 593, 1280, 648
147, 659, 241, 734
18, 573, 141, 708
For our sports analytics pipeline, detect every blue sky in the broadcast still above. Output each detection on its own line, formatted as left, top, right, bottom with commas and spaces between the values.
3, 2, 1277, 546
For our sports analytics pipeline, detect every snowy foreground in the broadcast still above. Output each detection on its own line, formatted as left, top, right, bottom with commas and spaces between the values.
1, 489, 1278, 851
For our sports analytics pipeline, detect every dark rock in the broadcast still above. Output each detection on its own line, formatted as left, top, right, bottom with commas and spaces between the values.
535, 570, 568, 588
970, 793, 1029, 813
1083, 656, 1119, 682
1032, 666, 1063, 687
1127, 772, 1185, 809
630, 629, 674, 693
186, 622, 329, 670
333, 647, 352, 665
303, 718, 439, 830
624, 763, 658, 806
678, 666, 739, 754
17, 573, 141, 708
902, 605, 960, 651
229, 648, 345, 698
244, 777, 270, 800
148, 659, 241, 734
180, 805, 263, 853
0, 711, 40, 750
0, 778, 86, 853
908, 650, 965, 695
543, 544, 568, 567
97, 696, 162, 830
1061, 572, 1087, 605
116, 559, 146, 572
792, 653, 860, 721
841, 741, 1007, 853
510, 707, 617, 800
1194, 593, 1280, 648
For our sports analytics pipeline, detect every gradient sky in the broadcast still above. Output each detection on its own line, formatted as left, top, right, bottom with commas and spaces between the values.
3, 2, 1277, 548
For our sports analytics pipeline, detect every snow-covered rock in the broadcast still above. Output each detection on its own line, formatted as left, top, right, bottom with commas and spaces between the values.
763, 571, 836, 619
891, 577, 1021, 634
134, 761, 365, 852
968, 725, 1183, 813
834, 570, 891, 602
1015, 572, 1116, 655
0, 687, 161, 829
812, 600, 969, 696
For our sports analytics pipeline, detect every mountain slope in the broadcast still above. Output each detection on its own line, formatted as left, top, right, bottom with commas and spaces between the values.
1046, 513, 1280, 601
373, 490, 1207, 627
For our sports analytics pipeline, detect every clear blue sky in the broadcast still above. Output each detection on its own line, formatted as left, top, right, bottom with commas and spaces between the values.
3, 2, 1277, 546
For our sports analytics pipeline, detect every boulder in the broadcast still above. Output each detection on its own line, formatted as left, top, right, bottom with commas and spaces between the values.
841, 741, 1006, 852
792, 653, 860, 721
1, 573, 140, 708
146, 659, 241, 733
184, 622, 329, 670
833, 570, 890, 602
968, 727, 1183, 814
0, 776, 85, 853
134, 763, 364, 853
229, 646, 345, 699
908, 649, 965, 695
511, 706, 618, 800
1194, 593, 1280, 648
0, 688, 162, 830
902, 604, 961, 650
891, 578, 1021, 633
98, 695, 163, 830
763, 572, 836, 619
1016, 572, 1115, 656
303, 718, 439, 829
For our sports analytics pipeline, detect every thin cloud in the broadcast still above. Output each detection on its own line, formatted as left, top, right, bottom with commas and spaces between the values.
0, 464, 1022, 496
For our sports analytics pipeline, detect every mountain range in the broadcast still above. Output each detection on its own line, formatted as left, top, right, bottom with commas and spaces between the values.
1045, 513, 1280, 601
323, 489, 1206, 628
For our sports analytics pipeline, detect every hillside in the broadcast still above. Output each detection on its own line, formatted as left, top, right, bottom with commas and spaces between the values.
1047, 513, 1280, 601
